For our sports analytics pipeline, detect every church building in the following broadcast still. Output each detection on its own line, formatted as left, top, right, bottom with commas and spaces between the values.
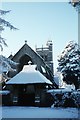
1, 40, 58, 107
8, 40, 57, 87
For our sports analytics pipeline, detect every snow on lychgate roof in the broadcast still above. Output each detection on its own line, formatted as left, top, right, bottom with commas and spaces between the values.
22, 65, 37, 72
6, 65, 52, 85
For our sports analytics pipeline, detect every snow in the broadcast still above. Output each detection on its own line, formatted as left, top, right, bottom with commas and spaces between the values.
0, 74, 2, 81
57, 41, 80, 86
0, 55, 17, 73
47, 88, 72, 94
41, 66, 46, 73
0, 90, 10, 95
0, 62, 10, 73
6, 65, 52, 85
1, 106, 78, 118
54, 72, 63, 87
22, 65, 37, 72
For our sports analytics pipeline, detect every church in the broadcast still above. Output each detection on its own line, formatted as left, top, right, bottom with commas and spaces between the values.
1, 40, 58, 107
8, 40, 57, 87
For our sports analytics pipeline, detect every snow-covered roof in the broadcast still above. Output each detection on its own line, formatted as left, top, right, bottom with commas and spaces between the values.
0, 90, 10, 95
6, 65, 52, 85
22, 64, 37, 72
47, 88, 72, 94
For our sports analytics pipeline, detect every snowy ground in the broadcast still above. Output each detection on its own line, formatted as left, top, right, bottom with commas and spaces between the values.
0, 106, 79, 119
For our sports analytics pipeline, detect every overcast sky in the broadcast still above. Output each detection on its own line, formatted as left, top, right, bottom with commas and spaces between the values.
1, 1, 78, 71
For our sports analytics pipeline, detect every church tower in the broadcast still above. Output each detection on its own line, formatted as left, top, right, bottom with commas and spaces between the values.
36, 40, 54, 74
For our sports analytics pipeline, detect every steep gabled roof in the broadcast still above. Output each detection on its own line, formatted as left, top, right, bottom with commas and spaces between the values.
12, 42, 45, 64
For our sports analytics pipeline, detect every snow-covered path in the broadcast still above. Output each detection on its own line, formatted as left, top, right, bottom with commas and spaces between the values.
1, 106, 78, 119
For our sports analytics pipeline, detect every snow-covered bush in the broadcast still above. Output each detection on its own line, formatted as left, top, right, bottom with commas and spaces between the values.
71, 91, 80, 107
57, 41, 80, 89
53, 91, 80, 108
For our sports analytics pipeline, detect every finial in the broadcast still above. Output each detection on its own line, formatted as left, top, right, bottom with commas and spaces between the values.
11, 52, 12, 55
25, 40, 27, 44
35, 45, 37, 51
28, 61, 32, 65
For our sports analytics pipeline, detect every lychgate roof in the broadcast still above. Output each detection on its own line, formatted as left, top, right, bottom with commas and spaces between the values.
6, 65, 52, 85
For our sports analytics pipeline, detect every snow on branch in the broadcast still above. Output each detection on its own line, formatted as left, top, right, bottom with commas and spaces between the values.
0, 10, 11, 15
0, 55, 18, 74
0, 36, 8, 51
0, 18, 18, 30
